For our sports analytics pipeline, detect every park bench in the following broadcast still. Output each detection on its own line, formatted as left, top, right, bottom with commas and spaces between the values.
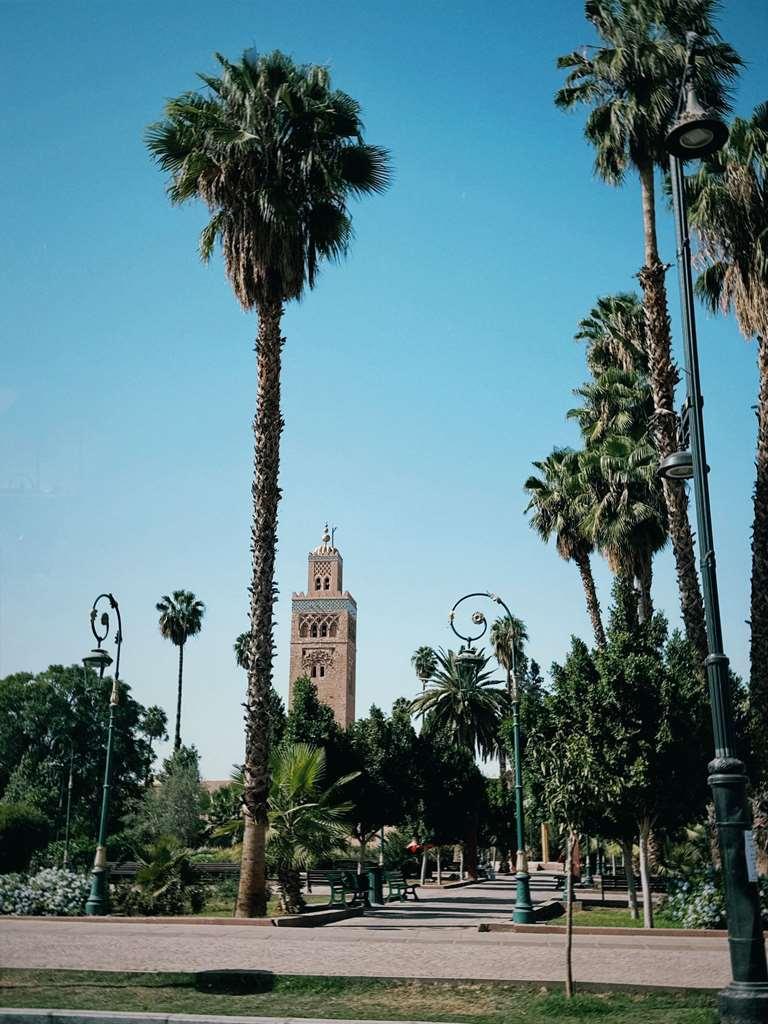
384, 869, 419, 901
598, 874, 667, 893
325, 870, 370, 907
528, 871, 564, 890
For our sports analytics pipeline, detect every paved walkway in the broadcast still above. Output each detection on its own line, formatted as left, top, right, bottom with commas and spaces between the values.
0, 880, 740, 990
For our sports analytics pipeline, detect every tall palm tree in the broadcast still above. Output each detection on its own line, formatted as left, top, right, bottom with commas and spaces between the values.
686, 104, 768, 762
147, 50, 390, 917
556, 0, 741, 661
524, 449, 607, 648
410, 648, 508, 761
411, 646, 437, 693
156, 591, 205, 751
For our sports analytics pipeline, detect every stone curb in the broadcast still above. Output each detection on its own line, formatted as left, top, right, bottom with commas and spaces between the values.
479, 921, 728, 937
1, 908, 363, 929
0, 1013, 450, 1024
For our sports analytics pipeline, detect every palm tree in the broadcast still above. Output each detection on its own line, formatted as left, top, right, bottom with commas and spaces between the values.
570, 369, 667, 622
147, 50, 390, 917
267, 742, 357, 915
575, 293, 648, 375
686, 104, 768, 760
556, 0, 741, 662
410, 648, 508, 761
156, 591, 205, 751
411, 646, 437, 694
524, 449, 607, 648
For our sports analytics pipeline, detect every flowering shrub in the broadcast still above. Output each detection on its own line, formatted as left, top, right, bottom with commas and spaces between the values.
665, 872, 768, 930
0, 867, 89, 916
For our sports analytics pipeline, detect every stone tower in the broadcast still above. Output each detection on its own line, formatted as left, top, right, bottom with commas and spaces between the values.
289, 526, 357, 727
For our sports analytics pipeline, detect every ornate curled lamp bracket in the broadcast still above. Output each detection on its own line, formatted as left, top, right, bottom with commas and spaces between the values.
448, 592, 494, 648
90, 593, 123, 704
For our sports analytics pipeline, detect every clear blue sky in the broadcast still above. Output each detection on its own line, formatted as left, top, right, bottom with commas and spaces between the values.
2, 1, 766, 778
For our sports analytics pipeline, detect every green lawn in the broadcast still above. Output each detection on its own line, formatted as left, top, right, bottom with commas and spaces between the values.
194, 894, 327, 918
564, 907, 681, 929
0, 970, 717, 1023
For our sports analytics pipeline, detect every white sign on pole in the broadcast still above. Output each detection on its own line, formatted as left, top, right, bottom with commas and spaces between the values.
744, 830, 759, 883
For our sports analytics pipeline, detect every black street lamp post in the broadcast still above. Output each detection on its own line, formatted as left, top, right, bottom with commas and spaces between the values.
83, 593, 123, 917
660, 36, 768, 1023
449, 591, 535, 924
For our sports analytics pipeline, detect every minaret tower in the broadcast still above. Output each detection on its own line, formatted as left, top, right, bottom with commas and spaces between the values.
289, 526, 357, 726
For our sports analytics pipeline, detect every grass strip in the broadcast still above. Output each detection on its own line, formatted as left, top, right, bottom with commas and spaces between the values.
0, 969, 717, 1023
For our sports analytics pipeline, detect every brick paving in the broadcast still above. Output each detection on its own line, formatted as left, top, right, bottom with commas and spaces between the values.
0, 880, 742, 990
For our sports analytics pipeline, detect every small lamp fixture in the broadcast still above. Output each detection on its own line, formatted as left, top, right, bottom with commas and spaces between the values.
83, 647, 113, 675
666, 79, 729, 160
454, 645, 484, 677
658, 450, 694, 481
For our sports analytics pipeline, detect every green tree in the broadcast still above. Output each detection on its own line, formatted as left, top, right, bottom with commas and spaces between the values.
410, 648, 508, 760
127, 745, 207, 848
0, 665, 159, 843
147, 50, 390, 917
556, 0, 741, 661
140, 706, 169, 783
410, 646, 437, 694
524, 448, 606, 647
575, 292, 648, 375
686, 103, 768, 770
0, 803, 50, 872
156, 590, 206, 751
267, 742, 357, 914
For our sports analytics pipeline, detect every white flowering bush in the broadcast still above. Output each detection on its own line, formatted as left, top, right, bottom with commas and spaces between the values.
665, 873, 768, 930
0, 867, 89, 916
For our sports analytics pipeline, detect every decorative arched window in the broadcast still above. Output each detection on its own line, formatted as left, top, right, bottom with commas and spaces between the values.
310, 624, 318, 638
323, 577, 330, 590
330, 622, 338, 638
311, 665, 317, 678
300, 622, 308, 638
315, 577, 322, 591
320, 623, 328, 637
319, 666, 325, 678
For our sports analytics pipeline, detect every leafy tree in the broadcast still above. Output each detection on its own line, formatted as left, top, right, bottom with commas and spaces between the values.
556, 0, 741, 661
156, 590, 205, 750
575, 292, 648, 375
147, 49, 390, 917
267, 742, 357, 914
345, 701, 421, 863
140, 706, 169, 782
127, 745, 208, 848
524, 448, 606, 648
410, 648, 508, 760
0, 665, 159, 842
686, 103, 768, 769
0, 803, 50, 872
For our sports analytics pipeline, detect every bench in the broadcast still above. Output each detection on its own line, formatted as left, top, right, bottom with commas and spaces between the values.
598, 874, 667, 893
325, 870, 370, 907
384, 870, 419, 901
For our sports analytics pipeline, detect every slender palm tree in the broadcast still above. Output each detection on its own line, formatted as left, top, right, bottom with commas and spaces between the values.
411, 646, 437, 693
556, 0, 741, 661
524, 449, 607, 648
410, 648, 508, 761
156, 591, 205, 751
147, 50, 390, 917
686, 104, 768, 758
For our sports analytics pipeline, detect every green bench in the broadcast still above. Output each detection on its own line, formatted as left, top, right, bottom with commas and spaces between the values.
385, 870, 419, 901
325, 870, 370, 907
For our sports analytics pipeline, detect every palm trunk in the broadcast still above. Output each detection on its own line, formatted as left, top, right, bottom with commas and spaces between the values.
276, 865, 305, 915
564, 827, 575, 999
638, 820, 654, 929
436, 847, 442, 886
637, 165, 707, 663
574, 549, 606, 649
236, 299, 284, 918
634, 553, 654, 625
750, 334, 768, 775
464, 823, 479, 880
236, 811, 268, 917
622, 837, 638, 920
173, 643, 184, 750
420, 849, 428, 885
